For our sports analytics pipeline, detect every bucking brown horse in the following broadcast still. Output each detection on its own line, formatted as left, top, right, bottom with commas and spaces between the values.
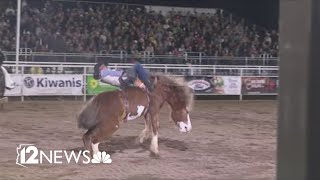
77, 73, 193, 157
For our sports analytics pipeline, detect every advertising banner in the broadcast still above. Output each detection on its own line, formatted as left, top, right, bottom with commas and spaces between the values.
86, 75, 118, 95
241, 77, 278, 94
22, 74, 84, 96
186, 76, 241, 95
4, 74, 22, 96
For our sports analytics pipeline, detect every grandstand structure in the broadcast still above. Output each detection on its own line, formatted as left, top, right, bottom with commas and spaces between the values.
0, 0, 278, 59
0, 0, 279, 70
0, 0, 279, 101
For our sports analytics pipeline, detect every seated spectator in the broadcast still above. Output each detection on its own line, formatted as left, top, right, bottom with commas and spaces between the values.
0, 0, 279, 58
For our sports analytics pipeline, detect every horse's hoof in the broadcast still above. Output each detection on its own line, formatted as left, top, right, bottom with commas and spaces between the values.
134, 136, 143, 144
135, 138, 141, 145
149, 152, 160, 159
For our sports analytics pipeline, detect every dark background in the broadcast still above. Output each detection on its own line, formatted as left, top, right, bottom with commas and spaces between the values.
88, 0, 279, 29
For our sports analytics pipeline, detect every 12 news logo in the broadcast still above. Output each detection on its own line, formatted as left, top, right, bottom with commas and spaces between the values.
16, 144, 112, 168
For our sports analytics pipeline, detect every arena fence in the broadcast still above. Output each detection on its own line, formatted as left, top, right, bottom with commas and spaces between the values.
3, 51, 279, 66
3, 62, 279, 101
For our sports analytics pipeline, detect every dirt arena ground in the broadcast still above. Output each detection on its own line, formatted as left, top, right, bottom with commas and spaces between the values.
0, 100, 276, 180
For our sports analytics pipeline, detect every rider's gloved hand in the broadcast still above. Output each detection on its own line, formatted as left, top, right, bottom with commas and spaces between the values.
144, 80, 154, 92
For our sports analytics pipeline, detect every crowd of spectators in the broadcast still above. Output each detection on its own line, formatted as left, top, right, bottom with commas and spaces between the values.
0, 0, 279, 57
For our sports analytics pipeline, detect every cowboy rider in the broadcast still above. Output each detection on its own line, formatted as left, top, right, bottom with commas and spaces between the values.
94, 59, 153, 92
127, 58, 153, 91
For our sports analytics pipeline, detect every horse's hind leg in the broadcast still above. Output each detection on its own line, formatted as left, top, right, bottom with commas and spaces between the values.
83, 121, 119, 158
83, 128, 103, 158
82, 128, 94, 158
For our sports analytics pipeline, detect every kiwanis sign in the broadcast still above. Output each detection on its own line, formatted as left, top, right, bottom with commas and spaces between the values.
22, 74, 83, 95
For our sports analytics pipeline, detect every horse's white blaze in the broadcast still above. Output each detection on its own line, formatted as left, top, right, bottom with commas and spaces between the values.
150, 132, 159, 154
92, 143, 100, 155
178, 113, 192, 133
127, 105, 145, 121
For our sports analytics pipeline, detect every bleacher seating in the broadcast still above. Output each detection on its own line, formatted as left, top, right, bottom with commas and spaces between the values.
0, 0, 279, 58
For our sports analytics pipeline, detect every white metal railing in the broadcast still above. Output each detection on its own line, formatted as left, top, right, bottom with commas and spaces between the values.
2, 63, 279, 101
3, 61, 278, 77
4, 61, 278, 69
2, 51, 279, 66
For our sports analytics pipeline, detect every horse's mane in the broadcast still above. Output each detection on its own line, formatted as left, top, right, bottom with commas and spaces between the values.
150, 73, 194, 111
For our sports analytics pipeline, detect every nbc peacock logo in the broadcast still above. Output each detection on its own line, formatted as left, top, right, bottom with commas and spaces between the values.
91, 151, 112, 164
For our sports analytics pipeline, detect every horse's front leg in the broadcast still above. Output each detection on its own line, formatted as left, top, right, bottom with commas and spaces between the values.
137, 113, 151, 144
149, 114, 159, 157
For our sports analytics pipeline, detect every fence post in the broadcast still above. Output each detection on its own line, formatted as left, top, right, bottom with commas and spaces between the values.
184, 52, 188, 64
258, 66, 262, 75
240, 68, 243, 101
21, 65, 24, 102
64, 53, 66, 62
199, 53, 202, 75
83, 66, 87, 102
120, 51, 123, 63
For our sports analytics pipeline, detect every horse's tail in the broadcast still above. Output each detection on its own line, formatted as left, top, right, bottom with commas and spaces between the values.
77, 97, 98, 129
